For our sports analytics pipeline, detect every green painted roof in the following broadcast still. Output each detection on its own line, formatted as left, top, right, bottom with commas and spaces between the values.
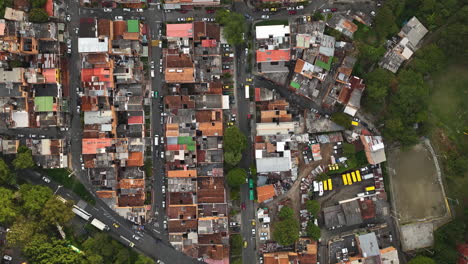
178, 136, 196, 151
34, 96, 54, 112
315, 56, 333, 71
290, 81, 300, 89
127, 20, 139, 33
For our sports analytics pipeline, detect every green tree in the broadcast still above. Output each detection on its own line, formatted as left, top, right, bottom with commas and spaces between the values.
224, 126, 247, 153
0, 158, 15, 185
278, 206, 294, 220
305, 200, 320, 216
19, 184, 53, 216
0, 187, 17, 224
224, 151, 242, 167
410, 44, 446, 75
365, 68, 394, 101
331, 112, 352, 130
24, 238, 86, 264
32, 0, 47, 8
273, 218, 299, 246
28, 8, 49, 23
306, 222, 321, 240
135, 255, 155, 264
86, 255, 104, 264
226, 168, 247, 188
215, 9, 246, 46
358, 43, 386, 65
374, 6, 398, 41
312, 12, 324, 21
13, 145, 35, 170
230, 234, 243, 256
40, 197, 74, 226
6, 220, 39, 248
407, 255, 436, 264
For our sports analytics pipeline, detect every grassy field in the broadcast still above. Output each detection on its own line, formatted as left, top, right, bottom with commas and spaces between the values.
427, 65, 468, 264
428, 65, 468, 203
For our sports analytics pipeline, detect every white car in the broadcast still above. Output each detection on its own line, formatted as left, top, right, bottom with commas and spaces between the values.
202, 18, 209, 22
252, 228, 256, 235
103, 8, 112, 12
160, 151, 164, 159
81, 163, 85, 170
177, 18, 186, 22
115, 16, 123, 20
132, 235, 141, 241
76, 105, 80, 114
136, 8, 144, 12
123, 8, 131, 12
261, 15, 269, 19
370, 11, 376, 16
287, 7, 295, 10
262, 8, 269, 12
151, 70, 155, 78
42, 176, 51, 183
296, 5, 304, 9
66, 14, 71, 21
162, 200, 166, 208
162, 185, 165, 193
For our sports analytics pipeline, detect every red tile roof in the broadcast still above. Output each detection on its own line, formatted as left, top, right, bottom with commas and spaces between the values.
166, 23, 193, 38
257, 184, 276, 203
128, 116, 143, 124
202, 39, 217, 47
44, 0, 53, 16
82, 138, 113, 154
256, 49, 290, 62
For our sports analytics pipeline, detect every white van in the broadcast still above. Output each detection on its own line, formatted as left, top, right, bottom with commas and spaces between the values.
151, 70, 155, 78
154, 136, 159, 146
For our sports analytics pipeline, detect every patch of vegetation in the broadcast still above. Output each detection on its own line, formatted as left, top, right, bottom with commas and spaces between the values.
42, 168, 96, 205
226, 168, 247, 189
29, 8, 50, 23
223, 126, 247, 167
331, 112, 352, 130
215, 9, 246, 46
273, 206, 299, 246
230, 234, 242, 263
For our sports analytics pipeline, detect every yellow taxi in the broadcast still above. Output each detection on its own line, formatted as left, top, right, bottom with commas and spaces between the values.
186, 17, 194, 22
246, 77, 253, 82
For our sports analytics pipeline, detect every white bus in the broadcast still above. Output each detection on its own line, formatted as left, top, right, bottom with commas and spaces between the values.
72, 205, 92, 221
245, 85, 250, 99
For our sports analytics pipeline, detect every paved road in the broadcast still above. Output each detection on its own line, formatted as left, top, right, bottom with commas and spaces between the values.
16, 169, 202, 264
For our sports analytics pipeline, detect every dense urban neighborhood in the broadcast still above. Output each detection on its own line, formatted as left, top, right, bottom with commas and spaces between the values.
0, 0, 466, 263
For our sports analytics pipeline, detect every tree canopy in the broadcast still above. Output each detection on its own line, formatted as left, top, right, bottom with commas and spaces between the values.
0, 187, 17, 224
40, 198, 74, 226
226, 168, 247, 188
29, 8, 49, 23
273, 206, 299, 246
0, 158, 15, 185
305, 200, 320, 216
306, 222, 321, 240
331, 112, 352, 130
224, 126, 247, 167
215, 9, 246, 46
19, 184, 53, 216
13, 145, 35, 170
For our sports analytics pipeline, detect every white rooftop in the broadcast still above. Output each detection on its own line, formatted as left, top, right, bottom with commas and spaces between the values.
256, 25, 290, 39
78, 38, 109, 53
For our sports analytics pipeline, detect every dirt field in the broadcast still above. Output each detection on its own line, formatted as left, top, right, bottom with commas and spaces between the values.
387, 143, 447, 224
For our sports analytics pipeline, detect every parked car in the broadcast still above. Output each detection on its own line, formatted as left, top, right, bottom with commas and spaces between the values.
270, 8, 277, 12
115, 16, 123, 20
321, 9, 331, 13
262, 8, 269, 12
252, 228, 256, 235
66, 14, 71, 21
132, 235, 141, 241
331, 8, 338, 12
177, 17, 186, 22
103, 8, 112, 12
136, 8, 144, 12
287, 7, 295, 10
123, 8, 131, 12
241, 202, 246, 210
206, 9, 215, 14
288, 10, 297, 15
42, 176, 51, 183
261, 15, 270, 19
296, 5, 304, 9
